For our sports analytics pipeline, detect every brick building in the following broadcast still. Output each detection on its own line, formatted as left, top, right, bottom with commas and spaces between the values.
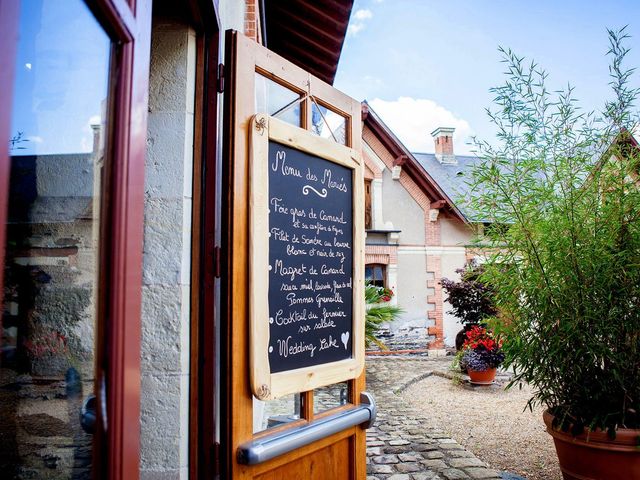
362, 102, 481, 352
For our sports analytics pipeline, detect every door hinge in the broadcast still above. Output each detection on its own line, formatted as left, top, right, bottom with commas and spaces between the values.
213, 245, 221, 278
216, 63, 225, 93
211, 441, 221, 476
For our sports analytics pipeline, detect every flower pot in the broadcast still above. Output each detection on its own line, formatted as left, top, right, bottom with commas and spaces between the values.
467, 367, 496, 385
543, 410, 640, 480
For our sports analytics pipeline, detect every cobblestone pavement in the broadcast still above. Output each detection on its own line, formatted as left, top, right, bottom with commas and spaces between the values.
365, 356, 505, 480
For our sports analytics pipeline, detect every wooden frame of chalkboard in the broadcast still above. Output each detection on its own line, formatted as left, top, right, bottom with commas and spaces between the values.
249, 113, 365, 401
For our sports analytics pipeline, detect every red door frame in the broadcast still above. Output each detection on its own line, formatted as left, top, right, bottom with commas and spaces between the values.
0, 1, 152, 478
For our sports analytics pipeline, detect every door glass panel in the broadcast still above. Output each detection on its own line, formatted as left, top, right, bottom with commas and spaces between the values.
255, 73, 302, 127
314, 382, 349, 414
252, 394, 301, 433
311, 104, 347, 145
1, 0, 111, 477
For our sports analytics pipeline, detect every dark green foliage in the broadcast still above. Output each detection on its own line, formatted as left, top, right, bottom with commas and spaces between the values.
365, 283, 402, 349
441, 263, 497, 328
467, 28, 640, 434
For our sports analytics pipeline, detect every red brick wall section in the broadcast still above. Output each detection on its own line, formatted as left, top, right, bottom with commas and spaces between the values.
435, 134, 454, 156
363, 126, 448, 348
244, 0, 259, 41
363, 146, 383, 180
426, 255, 445, 350
425, 218, 441, 246
363, 129, 437, 247
365, 245, 398, 265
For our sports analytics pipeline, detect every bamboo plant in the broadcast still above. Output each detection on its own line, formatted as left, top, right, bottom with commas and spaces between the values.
467, 27, 640, 435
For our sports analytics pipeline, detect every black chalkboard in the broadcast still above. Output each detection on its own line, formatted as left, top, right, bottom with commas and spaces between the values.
267, 140, 353, 373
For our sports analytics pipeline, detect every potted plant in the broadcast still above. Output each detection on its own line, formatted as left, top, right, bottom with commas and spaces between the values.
364, 283, 402, 350
458, 325, 504, 384
441, 262, 497, 350
467, 28, 640, 479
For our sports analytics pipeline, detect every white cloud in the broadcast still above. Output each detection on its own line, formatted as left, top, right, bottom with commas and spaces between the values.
368, 97, 476, 156
347, 23, 365, 36
354, 8, 373, 20
347, 8, 373, 37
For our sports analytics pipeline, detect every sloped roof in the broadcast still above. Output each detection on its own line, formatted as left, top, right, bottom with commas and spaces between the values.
413, 152, 481, 221
265, 0, 354, 85
362, 101, 467, 223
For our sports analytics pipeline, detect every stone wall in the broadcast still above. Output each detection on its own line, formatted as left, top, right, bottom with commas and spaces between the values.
139, 18, 196, 480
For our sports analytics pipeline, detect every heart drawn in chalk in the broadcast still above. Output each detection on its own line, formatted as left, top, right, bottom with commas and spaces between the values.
341, 332, 350, 350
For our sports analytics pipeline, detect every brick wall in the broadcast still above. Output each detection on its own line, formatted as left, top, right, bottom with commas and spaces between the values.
363, 126, 451, 350
244, 0, 259, 42
365, 244, 398, 265
426, 255, 445, 350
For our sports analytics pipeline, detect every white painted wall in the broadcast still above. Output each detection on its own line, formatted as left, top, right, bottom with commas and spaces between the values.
440, 215, 473, 246
381, 169, 425, 244
440, 250, 467, 347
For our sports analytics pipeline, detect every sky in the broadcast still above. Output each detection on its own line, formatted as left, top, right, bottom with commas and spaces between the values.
10, 0, 110, 156
334, 0, 640, 156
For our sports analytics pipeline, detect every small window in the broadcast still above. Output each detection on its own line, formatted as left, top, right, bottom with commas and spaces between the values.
365, 264, 386, 288
364, 179, 372, 229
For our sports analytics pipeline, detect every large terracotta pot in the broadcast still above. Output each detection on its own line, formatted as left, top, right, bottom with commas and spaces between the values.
467, 367, 496, 385
543, 410, 640, 480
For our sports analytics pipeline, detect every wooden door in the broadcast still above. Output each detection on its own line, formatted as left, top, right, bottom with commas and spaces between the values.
221, 31, 370, 479
0, 1, 152, 478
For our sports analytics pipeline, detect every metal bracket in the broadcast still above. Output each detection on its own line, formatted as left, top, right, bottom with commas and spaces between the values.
237, 391, 377, 465
359, 391, 377, 429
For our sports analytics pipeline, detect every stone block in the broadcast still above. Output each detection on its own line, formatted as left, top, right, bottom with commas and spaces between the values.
143, 221, 183, 285
464, 468, 501, 479
149, 25, 190, 113
420, 459, 447, 471
141, 285, 183, 373
144, 197, 183, 229
449, 458, 485, 469
368, 463, 393, 474
372, 454, 400, 464
396, 463, 421, 473
140, 469, 181, 480
145, 112, 189, 198
440, 468, 469, 480
140, 373, 182, 470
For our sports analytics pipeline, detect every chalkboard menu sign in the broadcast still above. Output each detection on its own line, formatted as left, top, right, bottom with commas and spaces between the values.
268, 140, 353, 372
250, 114, 364, 400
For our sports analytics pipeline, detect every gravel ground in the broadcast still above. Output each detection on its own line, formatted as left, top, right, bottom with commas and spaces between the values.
400, 372, 562, 480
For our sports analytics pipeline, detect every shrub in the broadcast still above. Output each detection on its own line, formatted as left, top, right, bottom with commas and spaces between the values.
467, 28, 640, 433
441, 263, 497, 329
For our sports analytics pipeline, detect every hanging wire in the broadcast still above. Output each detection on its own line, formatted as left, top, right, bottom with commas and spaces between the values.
269, 91, 340, 144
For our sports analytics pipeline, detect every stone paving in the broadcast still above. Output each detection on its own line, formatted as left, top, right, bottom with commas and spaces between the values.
365, 356, 506, 480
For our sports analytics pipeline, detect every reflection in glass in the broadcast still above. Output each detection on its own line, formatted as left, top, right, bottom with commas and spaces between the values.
0, 0, 111, 477
254, 73, 301, 127
314, 383, 349, 414
252, 394, 302, 433
311, 103, 347, 145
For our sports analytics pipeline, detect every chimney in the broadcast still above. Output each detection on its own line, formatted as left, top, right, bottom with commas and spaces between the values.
431, 127, 456, 164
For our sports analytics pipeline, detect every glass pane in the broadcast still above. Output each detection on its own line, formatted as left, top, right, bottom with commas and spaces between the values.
1, 0, 111, 477
255, 73, 301, 127
365, 266, 373, 281
252, 394, 301, 433
374, 267, 384, 281
314, 382, 349, 414
311, 103, 346, 145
